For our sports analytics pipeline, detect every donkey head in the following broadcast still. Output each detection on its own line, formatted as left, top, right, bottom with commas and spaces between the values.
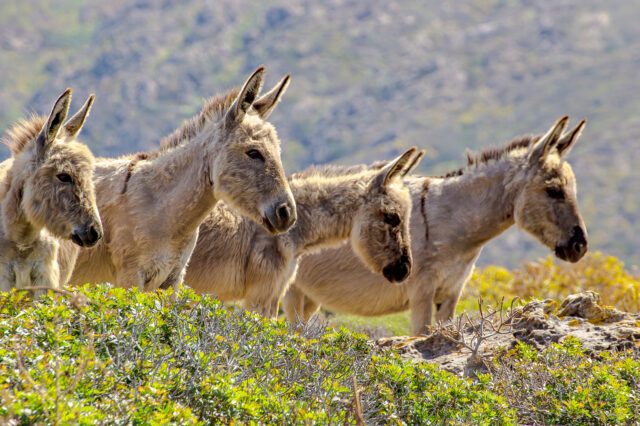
23, 89, 103, 247
213, 67, 296, 234
351, 147, 424, 283
514, 116, 588, 263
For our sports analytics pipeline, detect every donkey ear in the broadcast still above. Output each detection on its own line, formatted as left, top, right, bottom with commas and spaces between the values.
63, 94, 95, 139
402, 149, 425, 176
556, 119, 586, 157
375, 147, 418, 188
37, 88, 72, 162
252, 74, 290, 119
528, 115, 569, 166
225, 66, 265, 125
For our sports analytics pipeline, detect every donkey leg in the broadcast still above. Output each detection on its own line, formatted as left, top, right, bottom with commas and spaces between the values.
283, 286, 307, 324
0, 263, 12, 293
31, 263, 60, 299
242, 294, 271, 318
435, 294, 461, 323
409, 288, 435, 336
115, 267, 146, 291
435, 268, 474, 323
268, 299, 280, 320
302, 295, 321, 322
158, 266, 187, 302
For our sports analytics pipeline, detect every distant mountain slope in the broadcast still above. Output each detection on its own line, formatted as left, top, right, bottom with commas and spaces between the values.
1, 0, 638, 268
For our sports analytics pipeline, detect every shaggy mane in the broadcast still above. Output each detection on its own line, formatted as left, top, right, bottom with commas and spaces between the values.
159, 87, 240, 151
121, 87, 240, 194
2, 114, 46, 156
441, 134, 539, 178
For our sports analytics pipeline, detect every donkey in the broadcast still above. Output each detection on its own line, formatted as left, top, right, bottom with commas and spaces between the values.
60, 67, 296, 292
284, 116, 589, 335
0, 89, 102, 295
183, 147, 423, 317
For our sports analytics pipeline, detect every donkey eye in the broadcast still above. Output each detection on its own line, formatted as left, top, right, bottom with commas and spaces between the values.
246, 149, 265, 162
384, 213, 401, 227
56, 173, 73, 184
546, 188, 564, 200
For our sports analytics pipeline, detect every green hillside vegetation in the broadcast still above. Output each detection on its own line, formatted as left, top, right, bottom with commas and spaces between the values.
1, 283, 640, 424
0, 0, 638, 268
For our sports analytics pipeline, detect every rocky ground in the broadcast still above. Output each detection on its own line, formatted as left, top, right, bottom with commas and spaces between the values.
377, 292, 640, 377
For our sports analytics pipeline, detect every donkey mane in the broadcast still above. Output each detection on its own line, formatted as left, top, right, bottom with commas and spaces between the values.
159, 87, 240, 151
2, 114, 46, 156
443, 134, 538, 178
465, 134, 537, 168
120, 87, 240, 194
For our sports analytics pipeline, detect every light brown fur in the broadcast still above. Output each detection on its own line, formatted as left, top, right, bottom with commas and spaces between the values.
284, 117, 589, 335
0, 89, 102, 296
184, 148, 423, 317
60, 67, 296, 291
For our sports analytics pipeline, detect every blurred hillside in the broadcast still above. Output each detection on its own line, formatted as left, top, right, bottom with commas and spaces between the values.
1, 0, 638, 268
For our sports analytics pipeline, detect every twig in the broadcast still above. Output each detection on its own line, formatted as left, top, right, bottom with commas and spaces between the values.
352, 375, 365, 426
13, 286, 88, 311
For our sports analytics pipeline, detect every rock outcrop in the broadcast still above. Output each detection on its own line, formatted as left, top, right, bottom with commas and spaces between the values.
377, 292, 640, 376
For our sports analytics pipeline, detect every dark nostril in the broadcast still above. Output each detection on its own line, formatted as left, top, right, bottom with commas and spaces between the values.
88, 226, 99, 243
570, 226, 587, 252
395, 262, 410, 280
276, 204, 290, 222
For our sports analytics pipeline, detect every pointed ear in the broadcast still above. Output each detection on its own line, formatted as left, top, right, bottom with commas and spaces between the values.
402, 149, 425, 176
225, 66, 265, 125
252, 74, 290, 119
556, 119, 586, 157
374, 147, 418, 188
63, 94, 95, 139
37, 88, 72, 162
528, 115, 569, 166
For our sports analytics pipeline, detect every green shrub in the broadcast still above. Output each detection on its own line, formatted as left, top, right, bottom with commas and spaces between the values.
0, 285, 513, 424
491, 337, 640, 424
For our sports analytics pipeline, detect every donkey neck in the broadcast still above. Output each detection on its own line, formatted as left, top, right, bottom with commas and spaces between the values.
139, 132, 219, 235
429, 156, 528, 249
284, 173, 373, 255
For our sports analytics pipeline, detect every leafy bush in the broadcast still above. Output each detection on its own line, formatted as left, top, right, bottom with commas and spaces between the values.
0, 285, 513, 424
1, 285, 638, 424
462, 252, 640, 313
490, 337, 640, 424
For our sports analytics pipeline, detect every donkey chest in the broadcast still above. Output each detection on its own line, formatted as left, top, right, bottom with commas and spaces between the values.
241, 237, 293, 295
142, 246, 192, 290
430, 248, 481, 300
0, 238, 59, 288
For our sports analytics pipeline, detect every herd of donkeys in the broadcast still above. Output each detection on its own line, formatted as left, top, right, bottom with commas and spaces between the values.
0, 66, 589, 335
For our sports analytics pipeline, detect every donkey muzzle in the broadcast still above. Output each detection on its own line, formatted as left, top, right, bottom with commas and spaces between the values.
382, 251, 412, 283
555, 225, 588, 263
71, 221, 103, 248
263, 198, 297, 234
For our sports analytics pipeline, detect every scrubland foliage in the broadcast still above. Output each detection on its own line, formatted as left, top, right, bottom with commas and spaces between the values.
0, 286, 512, 424
0, 276, 639, 423
491, 338, 640, 424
